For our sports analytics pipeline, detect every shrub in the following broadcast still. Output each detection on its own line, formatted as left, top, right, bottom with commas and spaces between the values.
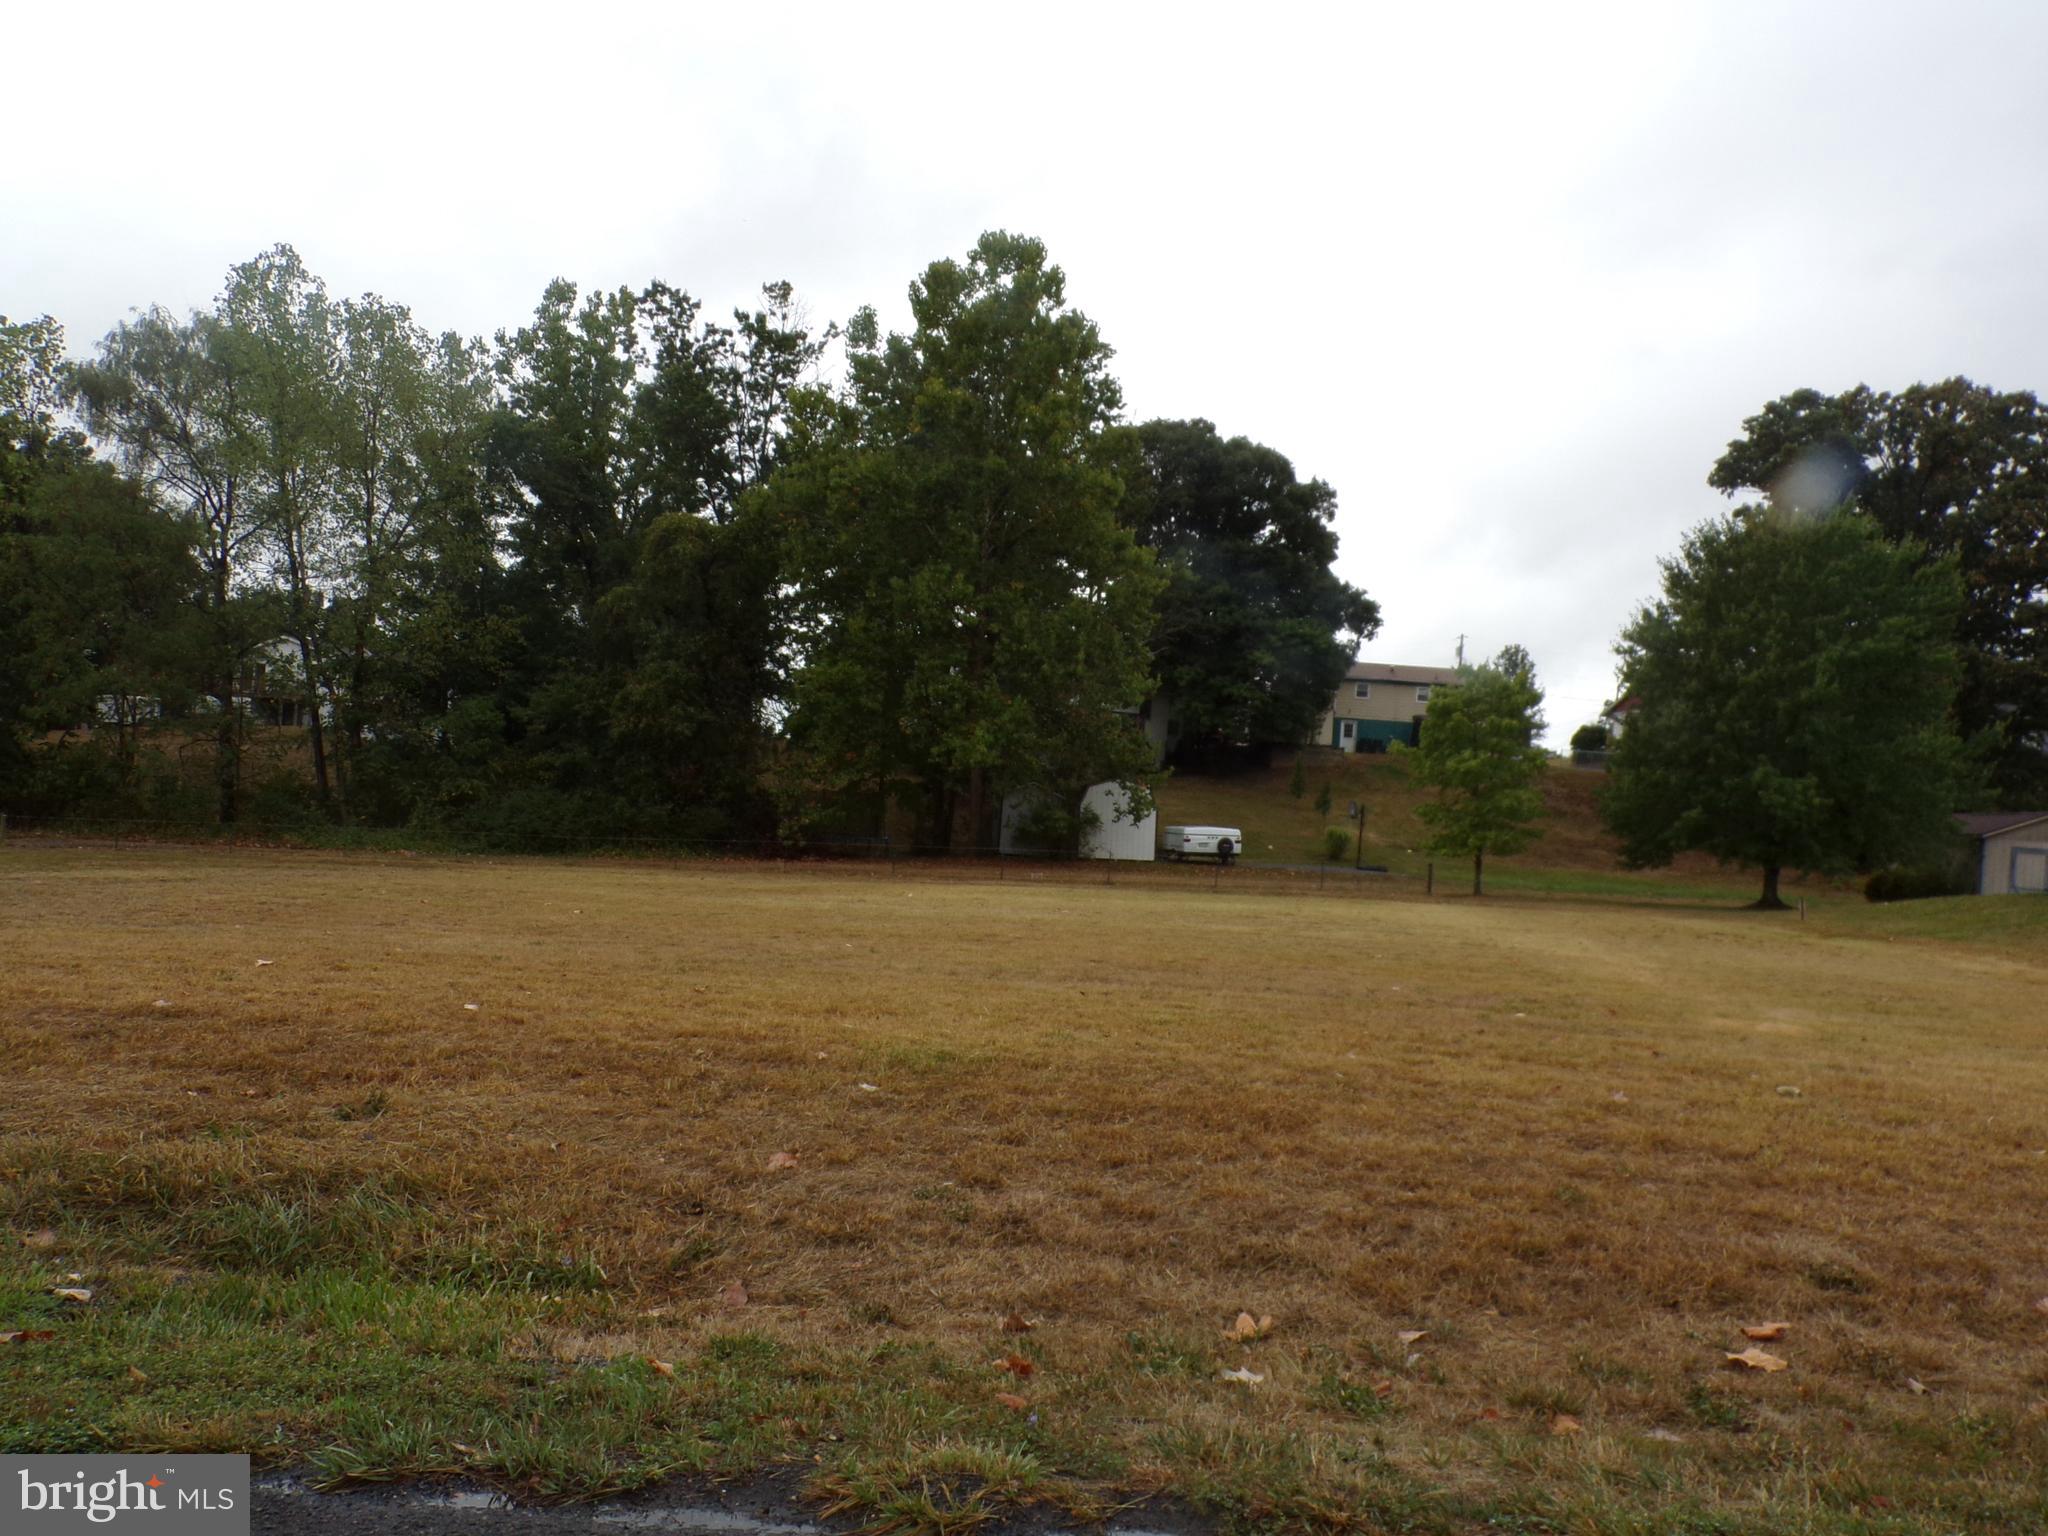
1570, 723, 1609, 751
1322, 827, 1352, 862
1864, 858, 1973, 902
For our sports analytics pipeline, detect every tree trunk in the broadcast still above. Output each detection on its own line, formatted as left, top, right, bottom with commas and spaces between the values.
296, 633, 332, 810
1751, 864, 1790, 910
1472, 846, 1485, 896
965, 765, 986, 856
214, 696, 240, 824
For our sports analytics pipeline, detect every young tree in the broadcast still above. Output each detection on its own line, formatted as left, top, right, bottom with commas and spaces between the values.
1711, 379, 2048, 803
1125, 419, 1378, 763
1401, 665, 1548, 894
772, 233, 1161, 849
1604, 510, 1968, 908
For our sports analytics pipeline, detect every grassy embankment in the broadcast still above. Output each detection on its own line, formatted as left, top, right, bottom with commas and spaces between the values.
2, 847, 2044, 1534
1157, 749, 1841, 902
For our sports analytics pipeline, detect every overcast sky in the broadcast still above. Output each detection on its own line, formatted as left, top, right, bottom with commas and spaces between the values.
10, 0, 2048, 743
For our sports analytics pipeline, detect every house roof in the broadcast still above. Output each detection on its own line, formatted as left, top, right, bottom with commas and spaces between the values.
1342, 661, 1463, 687
1954, 811, 2048, 839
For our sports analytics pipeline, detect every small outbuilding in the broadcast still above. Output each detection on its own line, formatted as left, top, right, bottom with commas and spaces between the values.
1956, 811, 2048, 895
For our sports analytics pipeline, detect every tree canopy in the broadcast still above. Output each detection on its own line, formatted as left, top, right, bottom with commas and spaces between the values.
1124, 419, 1378, 764
1603, 509, 1969, 908
7, 236, 1382, 850
1711, 379, 2048, 804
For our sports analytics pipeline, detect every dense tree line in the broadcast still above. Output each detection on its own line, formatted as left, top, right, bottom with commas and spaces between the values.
1, 235, 1376, 849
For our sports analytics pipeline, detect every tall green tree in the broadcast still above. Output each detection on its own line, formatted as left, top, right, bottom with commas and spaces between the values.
1711, 379, 2048, 804
71, 304, 278, 820
1126, 419, 1378, 763
771, 233, 1162, 849
1, 315, 201, 808
1604, 510, 1969, 908
1400, 663, 1548, 895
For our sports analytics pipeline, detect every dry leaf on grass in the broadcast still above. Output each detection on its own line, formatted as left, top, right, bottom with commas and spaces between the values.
992, 1354, 1035, 1377
993, 1392, 1029, 1412
1224, 1311, 1274, 1342
1906, 1377, 1929, 1395
462, 1003, 480, 1012
127, 1366, 148, 1385
2, 1330, 57, 1344
720, 1282, 749, 1309
51, 1288, 92, 1304
1550, 1413, 1583, 1435
646, 1356, 675, 1377
765, 1151, 800, 1171
255, 959, 273, 967
1741, 1323, 1790, 1341
2034, 1297, 2048, 1317
1220, 1366, 1264, 1385
1397, 1329, 1429, 1345
1000, 1313, 1033, 1333
1726, 1347, 1788, 1372
22, 1230, 56, 1251
1477, 1406, 1501, 1421
1646, 1428, 1684, 1443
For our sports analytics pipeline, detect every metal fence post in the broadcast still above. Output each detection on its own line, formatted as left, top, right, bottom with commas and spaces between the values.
1426, 861, 1434, 896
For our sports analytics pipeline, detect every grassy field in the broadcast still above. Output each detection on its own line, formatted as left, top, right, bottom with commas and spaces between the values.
2, 846, 2045, 1534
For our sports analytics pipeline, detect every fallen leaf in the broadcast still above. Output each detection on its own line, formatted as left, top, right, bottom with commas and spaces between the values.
127, 1365, 148, 1385
993, 1354, 1035, 1377
720, 1282, 749, 1309
1000, 1312, 1033, 1333
1, 1330, 56, 1344
1725, 1347, 1788, 1372
1646, 1427, 1684, 1443
765, 1151, 800, 1171
1906, 1377, 1929, 1395
993, 1392, 1029, 1412
1220, 1366, 1264, 1385
1610, 1090, 1629, 1103
255, 959, 274, 967
2034, 1296, 2048, 1317
1741, 1323, 1790, 1341
463, 1002, 480, 1012
51, 1287, 92, 1304
1373, 1378, 1396, 1395
239, 1089, 259, 1097
858, 1082, 879, 1093
646, 1356, 675, 1377
21, 1229, 56, 1251
1550, 1413, 1583, 1435
1477, 1406, 1501, 1421
1775, 1085, 1803, 1098
1224, 1311, 1275, 1342
451, 1442, 479, 1456
1397, 1329, 1429, 1345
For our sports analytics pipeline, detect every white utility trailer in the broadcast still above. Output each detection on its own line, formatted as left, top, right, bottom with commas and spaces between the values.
1161, 824, 1241, 863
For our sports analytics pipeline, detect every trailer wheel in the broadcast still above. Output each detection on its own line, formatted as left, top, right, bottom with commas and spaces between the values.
1217, 838, 1235, 863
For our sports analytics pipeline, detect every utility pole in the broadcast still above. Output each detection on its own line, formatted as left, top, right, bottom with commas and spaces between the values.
1455, 633, 1467, 668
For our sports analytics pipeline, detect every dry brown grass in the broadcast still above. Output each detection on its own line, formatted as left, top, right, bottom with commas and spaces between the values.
3, 844, 2046, 1531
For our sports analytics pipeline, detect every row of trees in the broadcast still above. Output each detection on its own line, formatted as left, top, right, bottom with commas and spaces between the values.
1, 234, 1379, 848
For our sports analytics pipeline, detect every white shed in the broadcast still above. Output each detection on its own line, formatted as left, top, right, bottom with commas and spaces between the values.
1957, 812, 2048, 895
998, 781, 1157, 861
